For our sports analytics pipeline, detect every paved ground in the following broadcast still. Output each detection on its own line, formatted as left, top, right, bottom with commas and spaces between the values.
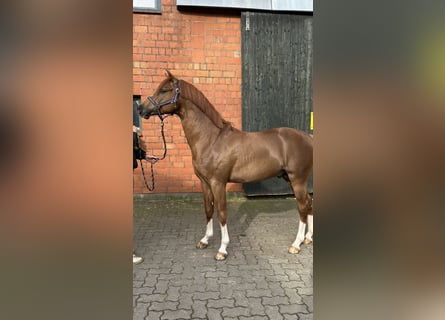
133, 195, 313, 320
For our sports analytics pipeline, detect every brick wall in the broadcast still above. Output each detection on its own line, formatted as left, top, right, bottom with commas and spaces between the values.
133, 1, 242, 194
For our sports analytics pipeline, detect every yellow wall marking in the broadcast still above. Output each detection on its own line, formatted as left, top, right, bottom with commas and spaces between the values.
310, 111, 313, 130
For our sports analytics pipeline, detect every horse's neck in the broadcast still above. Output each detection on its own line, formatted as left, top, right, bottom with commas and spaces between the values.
178, 101, 221, 155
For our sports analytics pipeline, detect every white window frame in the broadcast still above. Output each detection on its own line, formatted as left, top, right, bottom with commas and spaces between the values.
133, 0, 162, 13
175, 0, 313, 12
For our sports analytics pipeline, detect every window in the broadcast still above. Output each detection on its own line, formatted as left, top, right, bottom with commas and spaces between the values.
133, 0, 161, 13
133, 96, 142, 128
176, 0, 313, 12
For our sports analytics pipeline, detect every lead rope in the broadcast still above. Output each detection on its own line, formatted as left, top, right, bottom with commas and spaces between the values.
138, 116, 168, 191
138, 81, 180, 191
139, 158, 156, 191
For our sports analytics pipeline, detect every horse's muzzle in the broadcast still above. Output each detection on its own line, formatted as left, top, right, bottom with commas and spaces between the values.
138, 104, 155, 119
140, 112, 152, 119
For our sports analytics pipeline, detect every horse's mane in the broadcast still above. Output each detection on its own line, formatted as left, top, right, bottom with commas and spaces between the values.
179, 80, 230, 129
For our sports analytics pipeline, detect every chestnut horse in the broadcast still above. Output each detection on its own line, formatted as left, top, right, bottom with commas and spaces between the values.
138, 71, 313, 260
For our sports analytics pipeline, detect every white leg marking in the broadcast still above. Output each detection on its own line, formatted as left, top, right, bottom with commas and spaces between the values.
292, 220, 307, 249
199, 219, 213, 244
218, 223, 230, 255
305, 215, 313, 242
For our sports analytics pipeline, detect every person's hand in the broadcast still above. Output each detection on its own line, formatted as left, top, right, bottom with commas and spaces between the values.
146, 155, 159, 164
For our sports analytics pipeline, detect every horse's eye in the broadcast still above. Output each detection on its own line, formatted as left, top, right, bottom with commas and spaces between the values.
160, 88, 169, 93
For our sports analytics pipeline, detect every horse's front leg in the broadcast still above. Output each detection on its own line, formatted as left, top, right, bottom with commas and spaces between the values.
211, 182, 230, 261
196, 180, 214, 249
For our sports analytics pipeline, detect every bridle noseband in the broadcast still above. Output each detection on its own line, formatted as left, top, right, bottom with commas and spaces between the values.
146, 80, 181, 121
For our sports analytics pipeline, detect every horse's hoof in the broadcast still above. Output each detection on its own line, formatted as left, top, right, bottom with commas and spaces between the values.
196, 241, 208, 249
304, 239, 313, 245
288, 246, 301, 254
215, 252, 227, 261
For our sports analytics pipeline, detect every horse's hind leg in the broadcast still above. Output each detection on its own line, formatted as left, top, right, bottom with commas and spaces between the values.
288, 179, 313, 254
196, 179, 214, 249
304, 194, 314, 244
304, 212, 314, 244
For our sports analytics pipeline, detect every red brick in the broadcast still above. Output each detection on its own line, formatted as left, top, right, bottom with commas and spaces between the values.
191, 36, 205, 49
191, 22, 205, 36
133, 2, 241, 194
134, 25, 147, 33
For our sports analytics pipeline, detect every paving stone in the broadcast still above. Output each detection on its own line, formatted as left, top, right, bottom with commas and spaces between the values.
193, 291, 220, 301
248, 297, 267, 315
266, 275, 289, 282
268, 259, 289, 264
193, 272, 206, 285
149, 301, 178, 311
284, 288, 304, 304
265, 305, 284, 320
246, 289, 273, 298
138, 293, 165, 303
283, 314, 300, 320
133, 302, 149, 320
134, 287, 154, 296
232, 290, 249, 307
271, 264, 286, 275
268, 282, 286, 296
166, 286, 181, 302
191, 300, 207, 319
171, 264, 184, 274
297, 287, 313, 295
297, 313, 313, 320
144, 274, 159, 287
199, 266, 217, 272
206, 308, 223, 320
207, 298, 235, 309
178, 293, 193, 309
238, 264, 261, 271
205, 278, 220, 291
182, 284, 206, 293
161, 309, 192, 320
245, 255, 259, 265
262, 296, 290, 306
134, 197, 313, 320
206, 271, 228, 278
284, 269, 302, 281
301, 274, 312, 285
145, 310, 163, 320
147, 268, 171, 275
154, 280, 170, 294
281, 280, 306, 289
172, 278, 193, 287
231, 281, 257, 291
302, 295, 313, 313
219, 284, 233, 298
280, 303, 309, 314
221, 306, 251, 318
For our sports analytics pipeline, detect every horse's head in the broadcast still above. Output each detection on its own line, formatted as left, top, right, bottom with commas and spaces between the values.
138, 70, 181, 120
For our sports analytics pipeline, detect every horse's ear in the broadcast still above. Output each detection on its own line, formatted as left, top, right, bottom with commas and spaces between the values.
165, 69, 175, 79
